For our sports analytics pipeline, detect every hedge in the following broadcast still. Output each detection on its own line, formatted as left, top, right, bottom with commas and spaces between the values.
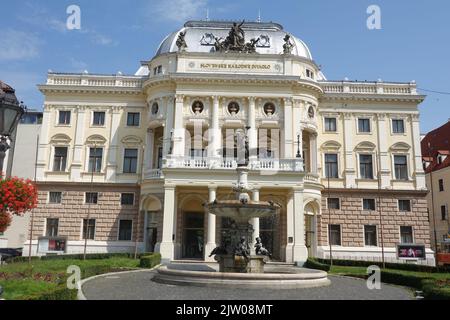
8, 252, 154, 264
316, 258, 450, 273
23, 285, 78, 301
140, 253, 161, 269
304, 258, 331, 272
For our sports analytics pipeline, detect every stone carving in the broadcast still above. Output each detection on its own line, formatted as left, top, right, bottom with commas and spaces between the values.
244, 38, 260, 54
283, 35, 294, 54
255, 237, 272, 259
176, 31, 187, 52
213, 21, 261, 54
234, 236, 250, 259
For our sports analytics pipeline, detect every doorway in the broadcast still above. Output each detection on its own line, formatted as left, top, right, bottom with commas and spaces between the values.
305, 214, 316, 257
182, 212, 205, 259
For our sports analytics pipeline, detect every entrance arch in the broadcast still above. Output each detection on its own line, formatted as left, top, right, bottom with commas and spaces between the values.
141, 195, 162, 253
180, 196, 206, 260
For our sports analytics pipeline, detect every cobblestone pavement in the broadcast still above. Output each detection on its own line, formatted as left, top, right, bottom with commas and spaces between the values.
82, 264, 414, 300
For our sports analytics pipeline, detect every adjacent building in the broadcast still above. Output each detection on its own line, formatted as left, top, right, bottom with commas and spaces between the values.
422, 120, 450, 254
23, 20, 434, 265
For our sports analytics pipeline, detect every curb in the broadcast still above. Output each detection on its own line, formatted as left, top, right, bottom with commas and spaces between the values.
77, 265, 162, 300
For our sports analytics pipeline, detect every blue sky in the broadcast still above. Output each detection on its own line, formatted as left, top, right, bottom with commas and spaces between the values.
1, 0, 449, 133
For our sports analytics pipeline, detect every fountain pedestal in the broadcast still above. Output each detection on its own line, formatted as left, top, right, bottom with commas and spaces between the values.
218, 255, 266, 274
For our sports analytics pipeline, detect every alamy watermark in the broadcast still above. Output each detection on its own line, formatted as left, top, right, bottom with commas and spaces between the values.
66, 5, 81, 30
67, 265, 81, 290
367, 5, 382, 30
366, 265, 381, 290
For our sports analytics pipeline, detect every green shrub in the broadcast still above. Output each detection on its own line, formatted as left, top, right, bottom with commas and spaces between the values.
23, 285, 78, 301
139, 253, 161, 269
421, 279, 450, 300
304, 258, 331, 272
380, 270, 425, 289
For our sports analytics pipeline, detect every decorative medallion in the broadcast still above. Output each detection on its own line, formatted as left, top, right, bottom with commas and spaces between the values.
151, 102, 159, 115
257, 35, 271, 48
308, 106, 315, 119
228, 102, 240, 115
188, 62, 195, 68
263, 102, 276, 116
192, 100, 204, 115
200, 33, 216, 46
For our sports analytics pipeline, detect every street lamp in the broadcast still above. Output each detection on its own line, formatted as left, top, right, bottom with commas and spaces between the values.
0, 81, 25, 177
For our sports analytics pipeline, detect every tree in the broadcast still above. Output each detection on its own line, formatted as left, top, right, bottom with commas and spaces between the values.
0, 176, 38, 233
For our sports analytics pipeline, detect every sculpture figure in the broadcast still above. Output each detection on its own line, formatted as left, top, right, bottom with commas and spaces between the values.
254, 237, 272, 259
283, 35, 294, 54
176, 31, 188, 52
229, 21, 245, 48
234, 236, 250, 259
244, 38, 260, 54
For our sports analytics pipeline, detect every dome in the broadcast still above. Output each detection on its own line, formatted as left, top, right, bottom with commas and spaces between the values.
154, 20, 313, 60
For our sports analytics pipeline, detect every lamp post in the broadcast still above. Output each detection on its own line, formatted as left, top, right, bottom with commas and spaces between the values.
0, 81, 25, 177
296, 134, 302, 158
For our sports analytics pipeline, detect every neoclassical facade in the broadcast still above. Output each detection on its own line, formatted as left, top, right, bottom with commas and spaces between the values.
25, 21, 434, 265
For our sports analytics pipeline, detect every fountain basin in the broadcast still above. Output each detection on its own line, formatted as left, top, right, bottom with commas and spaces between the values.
218, 255, 266, 273
153, 265, 331, 289
205, 200, 279, 223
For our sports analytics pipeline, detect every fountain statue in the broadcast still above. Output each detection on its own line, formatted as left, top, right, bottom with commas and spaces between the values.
204, 127, 281, 273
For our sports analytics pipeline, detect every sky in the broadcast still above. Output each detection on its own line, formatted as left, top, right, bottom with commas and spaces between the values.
1, 0, 449, 134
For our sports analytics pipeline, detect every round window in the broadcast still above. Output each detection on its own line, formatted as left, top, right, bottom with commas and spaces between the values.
263, 102, 276, 116
228, 102, 240, 115
151, 102, 159, 115
192, 101, 204, 114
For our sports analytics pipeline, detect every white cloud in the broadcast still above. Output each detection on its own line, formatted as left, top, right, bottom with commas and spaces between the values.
87, 30, 119, 47
69, 58, 88, 72
152, 0, 208, 23
0, 29, 41, 61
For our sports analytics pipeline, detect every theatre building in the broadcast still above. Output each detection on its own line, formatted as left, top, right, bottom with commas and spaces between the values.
24, 20, 434, 265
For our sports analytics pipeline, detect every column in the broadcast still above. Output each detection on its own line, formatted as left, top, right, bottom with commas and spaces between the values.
159, 186, 176, 263
71, 106, 86, 182
205, 186, 218, 261
293, 100, 302, 157
172, 95, 185, 157
283, 98, 294, 158
251, 188, 260, 248
411, 114, 426, 189
284, 194, 294, 263
106, 106, 122, 181
163, 97, 174, 158
376, 114, 390, 188
36, 105, 52, 181
144, 129, 155, 175
248, 97, 258, 163
209, 96, 221, 160
292, 187, 308, 266
343, 113, 356, 187
309, 133, 318, 174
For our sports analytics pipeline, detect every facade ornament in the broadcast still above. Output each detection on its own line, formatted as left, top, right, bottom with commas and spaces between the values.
213, 21, 261, 54
283, 35, 294, 55
176, 31, 188, 52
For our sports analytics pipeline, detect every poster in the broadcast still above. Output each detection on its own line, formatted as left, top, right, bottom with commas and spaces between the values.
397, 244, 426, 260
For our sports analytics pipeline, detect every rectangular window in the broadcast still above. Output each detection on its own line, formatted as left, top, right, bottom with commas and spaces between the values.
121, 193, 135, 206
325, 154, 339, 178
324, 118, 337, 132
329, 225, 341, 246
439, 179, 444, 192
394, 155, 408, 180
392, 119, 405, 134
93, 112, 105, 126
58, 111, 71, 125
327, 198, 340, 210
363, 199, 376, 211
359, 154, 374, 179
127, 113, 140, 127
442, 205, 448, 221
399, 200, 411, 212
358, 118, 371, 133
46, 218, 59, 237
49, 192, 62, 204
400, 226, 414, 244
364, 225, 378, 246
85, 192, 98, 204
82, 219, 96, 240
88, 148, 103, 173
53, 147, 68, 172
118, 220, 133, 241
123, 149, 138, 173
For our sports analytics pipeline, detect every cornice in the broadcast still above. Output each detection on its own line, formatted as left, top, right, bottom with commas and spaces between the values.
320, 93, 426, 104
38, 85, 144, 96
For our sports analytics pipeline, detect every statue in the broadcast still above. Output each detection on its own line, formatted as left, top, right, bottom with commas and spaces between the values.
244, 38, 260, 54
176, 31, 187, 52
229, 20, 245, 49
254, 237, 272, 259
283, 35, 294, 55
234, 236, 250, 260
209, 243, 228, 258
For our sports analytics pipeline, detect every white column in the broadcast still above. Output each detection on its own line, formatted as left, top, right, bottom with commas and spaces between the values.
251, 188, 260, 248
309, 133, 318, 174
106, 106, 122, 181
71, 106, 86, 182
36, 105, 52, 181
285, 194, 294, 263
411, 114, 426, 189
159, 186, 176, 262
205, 186, 217, 261
343, 112, 356, 187
209, 96, 221, 160
163, 97, 174, 158
248, 97, 258, 162
376, 114, 390, 188
293, 100, 302, 157
292, 187, 308, 266
172, 95, 185, 157
284, 98, 294, 158
144, 129, 154, 175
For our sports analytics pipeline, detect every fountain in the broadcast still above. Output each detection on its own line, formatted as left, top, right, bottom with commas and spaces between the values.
153, 128, 330, 289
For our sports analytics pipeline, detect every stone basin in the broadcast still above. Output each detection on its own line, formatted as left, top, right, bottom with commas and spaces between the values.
205, 200, 280, 223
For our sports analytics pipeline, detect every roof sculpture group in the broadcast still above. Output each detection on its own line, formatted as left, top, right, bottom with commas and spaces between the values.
176, 20, 295, 55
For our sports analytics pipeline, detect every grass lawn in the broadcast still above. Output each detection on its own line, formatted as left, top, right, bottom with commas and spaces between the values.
0, 257, 141, 300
